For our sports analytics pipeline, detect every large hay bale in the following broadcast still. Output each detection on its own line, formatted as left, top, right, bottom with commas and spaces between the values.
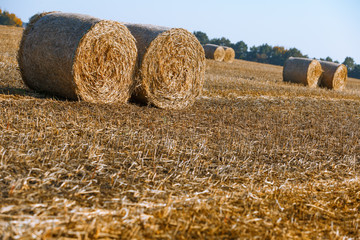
283, 57, 322, 88
223, 46, 235, 63
18, 12, 137, 103
319, 61, 347, 90
124, 23, 206, 109
203, 44, 225, 62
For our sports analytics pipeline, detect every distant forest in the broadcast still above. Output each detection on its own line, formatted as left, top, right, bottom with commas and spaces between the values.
194, 31, 360, 79
0, 9, 22, 27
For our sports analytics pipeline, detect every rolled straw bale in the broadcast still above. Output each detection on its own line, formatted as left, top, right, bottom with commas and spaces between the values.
283, 57, 322, 88
18, 12, 137, 103
223, 46, 235, 63
319, 61, 347, 90
124, 23, 206, 109
203, 44, 225, 61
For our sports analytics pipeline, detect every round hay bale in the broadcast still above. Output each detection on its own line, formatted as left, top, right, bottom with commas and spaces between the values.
283, 57, 322, 88
319, 61, 347, 90
203, 44, 225, 62
223, 46, 235, 63
18, 12, 137, 103
124, 23, 206, 109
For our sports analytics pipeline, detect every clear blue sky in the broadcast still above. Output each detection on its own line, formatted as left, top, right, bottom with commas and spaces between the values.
1, 0, 359, 63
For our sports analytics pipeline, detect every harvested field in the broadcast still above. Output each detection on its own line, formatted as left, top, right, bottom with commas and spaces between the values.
1, 26, 360, 239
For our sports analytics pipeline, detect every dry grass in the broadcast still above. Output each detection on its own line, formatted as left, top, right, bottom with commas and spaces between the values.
0, 25, 23, 90
1, 27, 360, 239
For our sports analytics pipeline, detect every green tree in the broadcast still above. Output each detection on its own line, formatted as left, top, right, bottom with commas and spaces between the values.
325, 56, 333, 62
245, 44, 273, 63
270, 46, 286, 65
320, 57, 333, 62
343, 57, 355, 71
0, 9, 22, 27
193, 31, 209, 45
349, 64, 360, 79
246, 44, 271, 63
284, 47, 305, 59
209, 37, 231, 47
257, 44, 272, 63
231, 41, 247, 59
245, 46, 258, 62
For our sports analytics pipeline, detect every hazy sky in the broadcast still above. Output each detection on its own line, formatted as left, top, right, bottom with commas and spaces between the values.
1, 0, 359, 63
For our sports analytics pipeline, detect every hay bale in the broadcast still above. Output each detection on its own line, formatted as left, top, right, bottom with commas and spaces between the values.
18, 12, 137, 103
203, 44, 225, 62
223, 46, 235, 63
283, 57, 322, 88
319, 61, 347, 90
124, 23, 206, 109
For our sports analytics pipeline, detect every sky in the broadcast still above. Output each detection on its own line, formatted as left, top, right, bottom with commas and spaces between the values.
1, 0, 359, 63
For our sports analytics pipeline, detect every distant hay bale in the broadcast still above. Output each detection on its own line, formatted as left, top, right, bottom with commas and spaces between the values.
18, 12, 137, 103
124, 23, 206, 109
319, 61, 347, 90
203, 44, 225, 62
283, 57, 322, 88
223, 46, 235, 63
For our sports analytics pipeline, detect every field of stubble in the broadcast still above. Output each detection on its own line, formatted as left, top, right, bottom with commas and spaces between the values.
0, 25, 360, 239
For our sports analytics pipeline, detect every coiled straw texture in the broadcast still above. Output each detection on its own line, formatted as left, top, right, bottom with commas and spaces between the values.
223, 46, 235, 63
203, 44, 225, 62
319, 61, 347, 91
125, 24, 206, 109
18, 12, 137, 103
283, 57, 322, 88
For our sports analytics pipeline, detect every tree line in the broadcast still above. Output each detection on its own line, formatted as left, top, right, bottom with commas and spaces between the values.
194, 31, 360, 79
0, 11, 359, 79
0, 9, 22, 27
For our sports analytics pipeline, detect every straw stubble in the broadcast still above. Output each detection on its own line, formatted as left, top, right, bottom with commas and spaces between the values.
18, 12, 137, 103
